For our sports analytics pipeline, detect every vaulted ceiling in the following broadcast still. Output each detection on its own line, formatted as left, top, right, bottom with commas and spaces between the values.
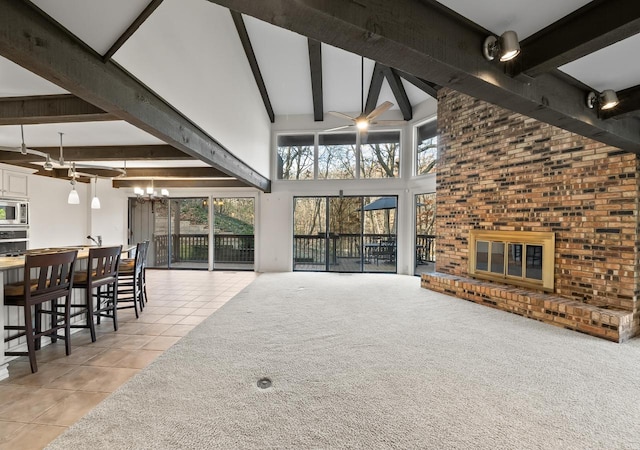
0, 0, 639, 192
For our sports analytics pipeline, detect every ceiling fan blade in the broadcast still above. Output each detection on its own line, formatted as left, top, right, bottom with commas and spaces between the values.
366, 101, 393, 120
328, 111, 357, 121
325, 125, 353, 132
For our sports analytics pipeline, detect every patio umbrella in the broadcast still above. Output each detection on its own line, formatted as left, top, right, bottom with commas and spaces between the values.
362, 196, 397, 210
363, 197, 397, 235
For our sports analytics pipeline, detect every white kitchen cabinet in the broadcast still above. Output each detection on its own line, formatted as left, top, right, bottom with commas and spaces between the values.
1, 170, 29, 198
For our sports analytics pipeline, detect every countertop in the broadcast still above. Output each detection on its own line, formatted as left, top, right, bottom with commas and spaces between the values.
0, 245, 134, 271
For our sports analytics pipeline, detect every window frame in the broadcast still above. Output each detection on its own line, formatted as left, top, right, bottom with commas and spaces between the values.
274, 129, 403, 181
413, 116, 438, 178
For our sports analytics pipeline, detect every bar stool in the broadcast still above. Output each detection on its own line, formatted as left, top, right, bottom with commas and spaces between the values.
4, 250, 78, 373
120, 240, 149, 309
69, 246, 121, 342
117, 241, 146, 318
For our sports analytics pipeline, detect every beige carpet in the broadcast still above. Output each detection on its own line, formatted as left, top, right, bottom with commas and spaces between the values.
48, 273, 640, 449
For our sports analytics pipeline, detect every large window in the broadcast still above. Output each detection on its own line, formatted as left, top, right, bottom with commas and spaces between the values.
360, 131, 400, 178
277, 131, 400, 180
277, 134, 314, 180
318, 133, 356, 179
415, 119, 437, 176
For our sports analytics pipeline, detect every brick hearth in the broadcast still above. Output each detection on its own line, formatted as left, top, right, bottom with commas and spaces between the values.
423, 88, 640, 342
421, 272, 634, 342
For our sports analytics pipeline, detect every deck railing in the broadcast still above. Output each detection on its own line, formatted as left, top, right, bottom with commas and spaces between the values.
292, 233, 436, 265
152, 233, 434, 266
152, 234, 254, 266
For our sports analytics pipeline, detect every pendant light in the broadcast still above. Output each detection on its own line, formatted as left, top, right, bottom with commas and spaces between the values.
91, 176, 101, 209
68, 163, 80, 205
68, 180, 79, 204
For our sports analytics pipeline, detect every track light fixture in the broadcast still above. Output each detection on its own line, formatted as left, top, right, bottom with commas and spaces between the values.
483, 30, 520, 62
586, 89, 619, 111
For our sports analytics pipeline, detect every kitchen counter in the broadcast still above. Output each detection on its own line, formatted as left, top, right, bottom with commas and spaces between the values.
0, 245, 134, 379
0, 246, 89, 270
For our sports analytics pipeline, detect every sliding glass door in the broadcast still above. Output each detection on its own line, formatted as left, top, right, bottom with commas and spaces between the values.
293, 195, 396, 273
212, 197, 255, 270
415, 193, 436, 276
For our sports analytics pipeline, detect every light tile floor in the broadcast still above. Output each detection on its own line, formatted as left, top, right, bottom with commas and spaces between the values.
0, 269, 258, 450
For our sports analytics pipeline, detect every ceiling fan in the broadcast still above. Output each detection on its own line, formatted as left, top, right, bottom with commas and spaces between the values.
325, 57, 406, 133
0, 125, 126, 178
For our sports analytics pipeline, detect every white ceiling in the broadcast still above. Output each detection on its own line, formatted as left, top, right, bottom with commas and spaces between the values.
0, 0, 638, 171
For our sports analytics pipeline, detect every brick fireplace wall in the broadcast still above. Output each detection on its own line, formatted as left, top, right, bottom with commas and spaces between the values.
429, 88, 640, 339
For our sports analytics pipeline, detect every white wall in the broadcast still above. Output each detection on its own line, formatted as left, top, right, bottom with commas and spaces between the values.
113, 0, 272, 178
20, 172, 127, 249
89, 178, 128, 247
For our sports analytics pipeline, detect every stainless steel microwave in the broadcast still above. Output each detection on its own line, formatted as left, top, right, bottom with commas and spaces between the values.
0, 200, 28, 226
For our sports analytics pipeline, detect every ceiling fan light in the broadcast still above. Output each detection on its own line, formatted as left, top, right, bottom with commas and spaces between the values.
356, 119, 369, 130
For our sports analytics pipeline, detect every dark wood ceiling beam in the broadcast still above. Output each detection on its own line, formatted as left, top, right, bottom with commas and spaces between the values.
396, 70, 439, 98
0, 94, 115, 125
308, 38, 323, 121
0, 1, 270, 191
515, 0, 640, 77
230, 10, 275, 123
0, 145, 191, 162
102, 0, 165, 62
206, 0, 640, 152
383, 67, 412, 120
364, 62, 385, 115
603, 84, 640, 119
122, 167, 229, 178
113, 179, 249, 188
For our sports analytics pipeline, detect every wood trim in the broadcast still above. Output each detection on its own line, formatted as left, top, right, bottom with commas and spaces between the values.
308, 38, 323, 122
113, 179, 249, 188
396, 70, 439, 99
0, 94, 114, 125
207, 0, 640, 152
383, 67, 412, 121
514, 0, 640, 77
230, 10, 275, 123
0, 0, 270, 191
102, 0, 165, 62
0, 145, 191, 162
364, 63, 385, 115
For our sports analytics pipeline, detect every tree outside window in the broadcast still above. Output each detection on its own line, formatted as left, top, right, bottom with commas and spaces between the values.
277, 135, 314, 180
416, 120, 437, 175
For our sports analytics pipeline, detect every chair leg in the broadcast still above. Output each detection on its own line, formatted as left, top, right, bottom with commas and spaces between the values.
24, 305, 38, 373
142, 270, 148, 306
95, 286, 102, 325
64, 294, 72, 356
34, 303, 43, 349
86, 289, 96, 343
138, 273, 145, 310
111, 285, 119, 331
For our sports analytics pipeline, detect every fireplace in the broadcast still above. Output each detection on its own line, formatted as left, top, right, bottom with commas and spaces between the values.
468, 230, 555, 292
